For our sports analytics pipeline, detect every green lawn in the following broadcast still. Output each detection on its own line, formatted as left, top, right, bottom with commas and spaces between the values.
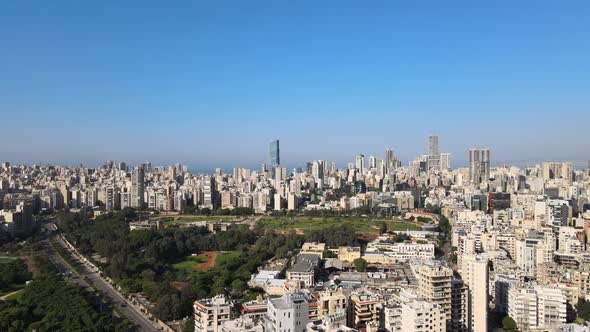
173, 255, 206, 274
0, 256, 18, 264
256, 217, 420, 233
162, 215, 239, 226
173, 250, 242, 276
214, 251, 242, 267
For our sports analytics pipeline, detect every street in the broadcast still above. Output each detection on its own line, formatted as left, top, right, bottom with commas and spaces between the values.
49, 236, 161, 331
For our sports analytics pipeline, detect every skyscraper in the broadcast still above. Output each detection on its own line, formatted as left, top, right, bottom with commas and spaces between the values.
440, 153, 451, 170
131, 167, 145, 208
385, 147, 399, 174
355, 154, 365, 173
481, 148, 490, 182
428, 134, 441, 171
368, 155, 377, 169
385, 148, 394, 166
469, 148, 491, 185
428, 134, 439, 155
269, 140, 280, 166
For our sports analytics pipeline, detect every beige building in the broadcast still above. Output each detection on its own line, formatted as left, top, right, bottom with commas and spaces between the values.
413, 261, 452, 324
336, 246, 361, 262
462, 253, 488, 332
301, 242, 326, 258
348, 293, 381, 329
194, 295, 232, 332
221, 191, 235, 209
317, 288, 348, 320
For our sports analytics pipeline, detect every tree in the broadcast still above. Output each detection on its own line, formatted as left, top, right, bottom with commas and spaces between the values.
323, 249, 337, 258
391, 233, 410, 243
502, 316, 517, 331
182, 318, 195, 332
378, 221, 388, 234
353, 258, 368, 272
577, 300, 590, 321
231, 279, 246, 292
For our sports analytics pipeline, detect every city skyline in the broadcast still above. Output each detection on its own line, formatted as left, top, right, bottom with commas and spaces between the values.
1, 135, 587, 172
1, 2, 589, 167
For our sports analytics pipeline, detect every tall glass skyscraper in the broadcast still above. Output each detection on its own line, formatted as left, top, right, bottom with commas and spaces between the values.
269, 140, 280, 166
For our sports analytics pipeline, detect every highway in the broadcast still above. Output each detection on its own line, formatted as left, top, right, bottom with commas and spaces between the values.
50, 235, 161, 331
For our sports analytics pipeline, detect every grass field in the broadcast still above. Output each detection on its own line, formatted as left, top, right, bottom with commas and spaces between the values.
213, 251, 242, 267
173, 250, 242, 275
173, 255, 206, 274
161, 215, 239, 226
256, 216, 420, 233
0, 256, 18, 264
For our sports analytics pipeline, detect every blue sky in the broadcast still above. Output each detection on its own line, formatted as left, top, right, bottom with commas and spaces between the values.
1, 1, 589, 169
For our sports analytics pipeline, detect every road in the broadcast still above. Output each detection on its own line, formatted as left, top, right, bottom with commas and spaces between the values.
50, 236, 161, 331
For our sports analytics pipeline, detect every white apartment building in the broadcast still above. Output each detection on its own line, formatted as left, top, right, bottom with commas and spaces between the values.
400, 299, 446, 332
265, 292, 309, 332
507, 284, 567, 330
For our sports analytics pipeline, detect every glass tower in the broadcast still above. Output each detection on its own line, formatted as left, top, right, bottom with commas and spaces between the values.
269, 140, 280, 166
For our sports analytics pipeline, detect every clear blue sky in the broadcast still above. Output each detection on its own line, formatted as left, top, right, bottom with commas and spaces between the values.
1, 1, 589, 169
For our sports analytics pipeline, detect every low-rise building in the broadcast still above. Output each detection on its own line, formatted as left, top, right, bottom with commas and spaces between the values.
287, 254, 320, 287
265, 292, 309, 332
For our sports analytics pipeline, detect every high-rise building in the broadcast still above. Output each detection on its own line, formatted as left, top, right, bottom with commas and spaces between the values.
469, 149, 481, 185
59, 183, 71, 208
201, 176, 215, 209
312, 160, 324, 182
413, 261, 453, 325
269, 140, 280, 166
469, 148, 490, 185
169, 165, 177, 180
385, 148, 394, 172
440, 153, 451, 170
451, 278, 468, 332
481, 148, 490, 181
385, 148, 400, 174
427, 135, 441, 171
131, 167, 145, 208
542, 162, 573, 183
462, 254, 489, 332
507, 284, 566, 330
355, 154, 365, 173
369, 155, 377, 169
429, 134, 439, 155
